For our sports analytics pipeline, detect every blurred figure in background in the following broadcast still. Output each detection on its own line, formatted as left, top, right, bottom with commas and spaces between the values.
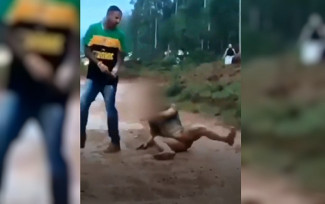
223, 43, 236, 65
299, 13, 325, 65
232, 52, 241, 65
242, 0, 325, 203
0, 0, 79, 204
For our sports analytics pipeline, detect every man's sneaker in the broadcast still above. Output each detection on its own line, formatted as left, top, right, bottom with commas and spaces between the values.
103, 143, 121, 153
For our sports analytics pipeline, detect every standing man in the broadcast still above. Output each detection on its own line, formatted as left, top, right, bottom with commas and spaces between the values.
81, 6, 128, 152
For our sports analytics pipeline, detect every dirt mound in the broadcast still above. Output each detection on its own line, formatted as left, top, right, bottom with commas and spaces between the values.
166, 61, 241, 127
180, 61, 241, 84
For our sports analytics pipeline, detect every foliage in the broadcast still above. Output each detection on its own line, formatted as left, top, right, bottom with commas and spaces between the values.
125, 0, 239, 63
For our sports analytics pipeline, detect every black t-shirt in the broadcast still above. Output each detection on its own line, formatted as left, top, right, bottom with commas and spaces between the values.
226, 48, 236, 56
311, 29, 321, 40
154, 110, 184, 138
1, 0, 79, 103
84, 22, 127, 85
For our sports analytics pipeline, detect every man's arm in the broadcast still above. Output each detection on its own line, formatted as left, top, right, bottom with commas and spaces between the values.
85, 45, 115, 77
299, 25, 312, 45
4, 26, 55, 82
85, 46, 99, 65
54, 31, 79, 93
222, 48, 228, 58
114, 30, 128, 76
83, 25, 99, 65
4, 26, 25, 60
111, 51, 123, 76
83, 24, 111, 74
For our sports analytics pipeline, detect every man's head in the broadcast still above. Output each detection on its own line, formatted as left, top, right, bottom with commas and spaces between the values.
228, 44, 232, 48
104, 6, 122, 29
308, 13, 322, 28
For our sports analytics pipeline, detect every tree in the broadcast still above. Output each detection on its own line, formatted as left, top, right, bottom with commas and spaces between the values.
128, 0, 240, 61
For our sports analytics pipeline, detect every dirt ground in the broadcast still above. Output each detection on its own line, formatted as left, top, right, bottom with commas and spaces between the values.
80, 78, 241, 204
241, 168, 325, 204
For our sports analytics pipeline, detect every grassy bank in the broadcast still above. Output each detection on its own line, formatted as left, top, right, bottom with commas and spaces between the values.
242, 55, 325, 192
120, 60, 241, 128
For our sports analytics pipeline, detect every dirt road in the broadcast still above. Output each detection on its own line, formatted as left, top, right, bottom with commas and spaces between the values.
81, 78, 241, 204
241, 168, 325, 204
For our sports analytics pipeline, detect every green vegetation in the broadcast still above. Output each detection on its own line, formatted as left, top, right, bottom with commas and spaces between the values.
242, 0, 325, 61
122, 60, 241, 128
242, 0, 325, 193
242, 55, 325, 192
123, 0, 239, 61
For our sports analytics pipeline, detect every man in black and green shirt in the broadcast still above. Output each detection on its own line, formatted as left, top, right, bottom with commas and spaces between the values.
81, 6, 128, 152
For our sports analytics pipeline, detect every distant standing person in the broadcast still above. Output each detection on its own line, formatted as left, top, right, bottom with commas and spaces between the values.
223, 44, 236, 65
299, 13, 325, 65
81, 5, 128, 152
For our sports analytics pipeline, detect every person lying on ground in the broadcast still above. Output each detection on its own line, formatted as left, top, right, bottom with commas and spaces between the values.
137, 103, 236, 160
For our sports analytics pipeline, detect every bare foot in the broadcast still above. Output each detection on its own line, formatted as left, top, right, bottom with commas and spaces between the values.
226, 127, 236, 146
153, 151, 175, 160
103, 143, 121, 153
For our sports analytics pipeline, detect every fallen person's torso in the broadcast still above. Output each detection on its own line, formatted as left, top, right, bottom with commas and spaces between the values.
155, 112, 184, 138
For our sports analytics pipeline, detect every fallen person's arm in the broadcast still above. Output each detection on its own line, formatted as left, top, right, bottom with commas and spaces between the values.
136, 136, 154, 150
147, 104, 178, 122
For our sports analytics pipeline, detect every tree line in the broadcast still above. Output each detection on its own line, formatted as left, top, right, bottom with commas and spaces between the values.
122, 0, 239, 62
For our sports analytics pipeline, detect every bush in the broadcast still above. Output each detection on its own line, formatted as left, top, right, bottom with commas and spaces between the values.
166, 79, 184, 97
188, 50, 217, 64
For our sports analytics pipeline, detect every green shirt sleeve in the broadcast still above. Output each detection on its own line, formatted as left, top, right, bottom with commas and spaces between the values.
83, 25, 94, 46
0, 0, 14, 23
119, 31, 129, 54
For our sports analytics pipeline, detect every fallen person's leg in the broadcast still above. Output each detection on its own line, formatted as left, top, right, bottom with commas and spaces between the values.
152, 136, 188, 160
181, 125, 236, 147
137, 127, 236, 160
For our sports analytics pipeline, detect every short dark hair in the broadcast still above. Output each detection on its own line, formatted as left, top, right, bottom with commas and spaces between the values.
107, 5, 122, 15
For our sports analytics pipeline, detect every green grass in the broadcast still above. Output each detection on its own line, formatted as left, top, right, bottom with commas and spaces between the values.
123, 60, 242, 128
242, 54, 325, 192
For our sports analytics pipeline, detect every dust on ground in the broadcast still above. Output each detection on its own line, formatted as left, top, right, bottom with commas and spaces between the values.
81, 78, 241, 204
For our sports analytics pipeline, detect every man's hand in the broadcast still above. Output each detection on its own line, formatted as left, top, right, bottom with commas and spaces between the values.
54, 63, 75, 94
97, 61, 110, 74
111, 72, 117, 78
97, 61, 117, 78
23, 53, 54, 82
